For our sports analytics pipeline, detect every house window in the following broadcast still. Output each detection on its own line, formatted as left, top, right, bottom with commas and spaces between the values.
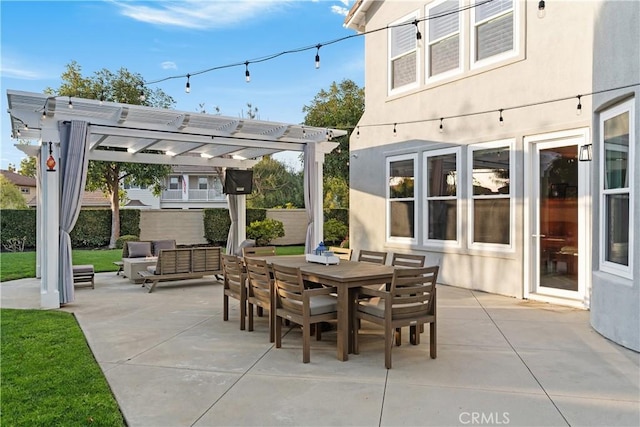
387, 154, 417, 242
168, 176, 180, 190
20, 187, 30, 194
472, 0, 515, 65
426, 0, 462, 79
198, 177, 208, 190
389, 12, 419, 93
424, 148, 460, 243
469, 141, 513, 247
600, 98, 634, 278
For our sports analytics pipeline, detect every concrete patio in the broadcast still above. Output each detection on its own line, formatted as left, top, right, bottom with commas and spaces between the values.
2, 272, 638, 426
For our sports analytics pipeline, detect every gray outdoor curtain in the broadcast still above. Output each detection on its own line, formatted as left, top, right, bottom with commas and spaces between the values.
58, 120, 90, 304
226, 193, 239, 255
304, 144, 316, 254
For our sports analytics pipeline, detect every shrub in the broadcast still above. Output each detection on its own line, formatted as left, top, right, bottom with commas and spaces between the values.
323, 218, 348, 246
247, 218, 285, 246
115, 235, 139, 249
204, 208, 268, 245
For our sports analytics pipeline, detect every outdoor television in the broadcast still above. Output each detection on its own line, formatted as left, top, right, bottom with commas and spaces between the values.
223, 169, 253, 195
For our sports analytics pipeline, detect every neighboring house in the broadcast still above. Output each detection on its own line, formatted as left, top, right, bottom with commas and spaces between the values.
1, 170, 35, 203
345, 0, 638, 350
124, 165, 226, 210
1, 169, 111, 208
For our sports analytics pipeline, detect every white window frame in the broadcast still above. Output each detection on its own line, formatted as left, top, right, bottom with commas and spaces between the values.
388, 11, 420, 96
599, 98, 635, 279
386, 153, 418, 244
467, 139, 515, 252
470, 0, 519, 70
425, 0, 463, 83
423, 147, 462, 247
168, 176, 180, 190
198, 176, 208, 190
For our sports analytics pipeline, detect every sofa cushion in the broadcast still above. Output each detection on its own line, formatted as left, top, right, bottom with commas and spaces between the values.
153, 240, 176, 256
127, 241, 152, 258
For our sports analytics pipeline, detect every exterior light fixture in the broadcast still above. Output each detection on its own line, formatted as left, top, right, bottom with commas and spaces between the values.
576, 95, 583, 116
315, 44, 321, 69
245, 62, 251, 83
439, 118, 444, 133
139, 88, 146, 102
46, 141, 56, 172
538, 0, 546, 19
356, 126, 360, 138
393, 123, 397, 136
414, 20, 422, 41
68, 96, 73, 109
499, 109, 504, 126
185, 74, 191, 93
579, 144, 592, 162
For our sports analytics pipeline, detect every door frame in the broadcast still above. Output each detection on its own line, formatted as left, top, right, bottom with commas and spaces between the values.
523, 128, 591, 308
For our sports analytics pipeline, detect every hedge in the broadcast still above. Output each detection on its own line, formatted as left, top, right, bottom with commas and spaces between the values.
203, 208, 267, 245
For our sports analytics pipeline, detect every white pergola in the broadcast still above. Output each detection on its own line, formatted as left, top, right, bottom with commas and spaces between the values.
7, 89, 344, 309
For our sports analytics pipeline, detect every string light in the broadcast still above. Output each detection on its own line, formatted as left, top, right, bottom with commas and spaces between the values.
315, 44, 321, 69
439, 118, 444, 133
414, 20, 422, 41
393, 123, 397, 136
499, 109, 504, 126
356, 126, 360, 138
576, 95, 582, 116
99, 91, 105, 105
141, 0, 495, 91
185, 74, 191, 93
68, 96, 73, 109
245, 62, 251, 83
538, 0, 546, 19
139, 89, 146, 102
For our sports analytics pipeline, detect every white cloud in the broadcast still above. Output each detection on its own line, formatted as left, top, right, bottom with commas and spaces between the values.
112, 0, 296, 30
331, 5, 349, 16
161, 61, 178, 70
0, 56, 46, 80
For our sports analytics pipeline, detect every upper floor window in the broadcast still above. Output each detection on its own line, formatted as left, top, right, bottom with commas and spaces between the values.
20, 187, 30, 194
168, 176, 180, 190
198, 177, 208, 190
600, 98, 635, 278
426, 0, 462, 80
387, 154, 417, 242
389, 12, 420, 94
471, 0, 516, 66
424, 148, 460, 244
468, 141, 514, 249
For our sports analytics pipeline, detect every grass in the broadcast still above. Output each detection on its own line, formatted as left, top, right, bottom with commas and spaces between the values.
0, 246, 305, 282
1, 308, 126, 426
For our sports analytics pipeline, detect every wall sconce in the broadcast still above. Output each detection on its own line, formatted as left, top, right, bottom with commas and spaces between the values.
579, 144, 592, 162
46, 141, 57, 172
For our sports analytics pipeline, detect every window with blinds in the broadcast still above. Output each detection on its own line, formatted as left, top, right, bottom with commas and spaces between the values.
389, 13, 419, 92
427, 0, 461, 78
473, 0, 514, 63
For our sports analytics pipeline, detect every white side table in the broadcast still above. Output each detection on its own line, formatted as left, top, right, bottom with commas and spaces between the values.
123, 257, 158, 284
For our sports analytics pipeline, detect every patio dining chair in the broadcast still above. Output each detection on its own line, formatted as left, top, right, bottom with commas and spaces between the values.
271, 263, 338, 363
329, 246, 353, 261
352, 266, 439, 369
221, 254, 247, 330
244, 256, 275, 342
357, 250, 388, 265
391, 253, 426, 268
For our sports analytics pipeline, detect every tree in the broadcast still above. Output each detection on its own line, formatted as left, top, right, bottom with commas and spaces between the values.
19, 156, 37, 178
0, 175, 28, 209
302, 79, 365, 183
49, 61, 175, 247
248, 157, 304, 208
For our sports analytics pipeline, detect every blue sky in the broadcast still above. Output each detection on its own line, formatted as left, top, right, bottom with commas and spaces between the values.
0, 0, 363, 170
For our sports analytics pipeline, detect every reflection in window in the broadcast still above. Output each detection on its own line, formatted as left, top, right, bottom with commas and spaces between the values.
426, 151, 458, 241
198, 177, 208, 190
602, 103, 632, 270
168, 176, 180, 190
388, 156, 416, 239
471, 145, 511, 245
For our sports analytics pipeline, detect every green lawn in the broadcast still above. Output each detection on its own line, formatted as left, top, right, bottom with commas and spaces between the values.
0, 246, 305, 282
1, 309, 126, 426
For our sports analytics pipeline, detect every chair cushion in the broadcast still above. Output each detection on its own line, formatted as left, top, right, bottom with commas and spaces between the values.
358, 298, 424, 318
153, 240, 176, 256
127, 241, 152, 258
147, 266, 157, 275
309, 295, 338, 316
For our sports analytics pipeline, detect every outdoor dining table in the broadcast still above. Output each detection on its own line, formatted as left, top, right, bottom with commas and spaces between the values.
253, 255, 396, 362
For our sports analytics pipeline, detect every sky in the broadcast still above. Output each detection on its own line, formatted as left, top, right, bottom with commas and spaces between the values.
0, 0, 364, 171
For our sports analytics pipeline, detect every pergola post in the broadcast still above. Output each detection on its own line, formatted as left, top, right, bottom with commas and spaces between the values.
313, 148, 325, 250
39, 130, 60, 308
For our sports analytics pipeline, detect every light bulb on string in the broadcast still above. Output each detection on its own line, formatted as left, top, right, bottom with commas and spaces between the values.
68, 96, 73, 109
538, 0, 546, 19
245, 62, 251, 83
414, 20, 422, 42
356, 126, 360, 138
315, 44, 321, 69
99, 91, 105, 105
185, 74, 191, 93
576, 95, 582, 116
439, 118, 444, 133
499, 109, 504, 126
393, 123, 397, 136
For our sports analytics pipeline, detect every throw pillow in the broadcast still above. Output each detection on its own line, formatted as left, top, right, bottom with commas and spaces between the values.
127, 241, 152, 258
153, 240, 176, 256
